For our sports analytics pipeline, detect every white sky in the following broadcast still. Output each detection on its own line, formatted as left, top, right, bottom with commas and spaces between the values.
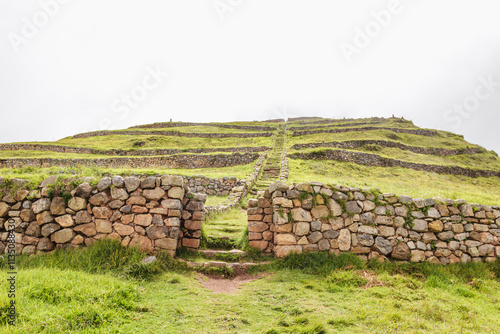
0, 0, 499, 154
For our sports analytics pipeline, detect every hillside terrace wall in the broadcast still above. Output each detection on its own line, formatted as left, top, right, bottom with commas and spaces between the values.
288, 121, 383, 131
291, 127, 438, 137
72, 130, 273, 139
291, 140, 484, 156
129, 122, 276, 132
0, 144, 270, 156
289, 150, 500, 178
204, 154, 267, 215
0, 175, 206, 257
0, 153, 260, 169
248, 182, 500, 264
184, 176, 244, 196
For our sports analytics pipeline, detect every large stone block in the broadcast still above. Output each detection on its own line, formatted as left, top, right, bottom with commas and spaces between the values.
184, 220, 202, 230
345, 201, 362, 214
0, 203, 9, 218
156, 238, 178, 250
111, 188, 129, 201
248, 221, 269, 233
311, 205, 330, 219
135, 214, 153, 227
327, 199, 342, 216
275, 234, 297, 245
95, 220, 112, 234
275, 245, 302, 258
32, 199, 51, 214
291, 208, 312, 222
338, 229, 351, 251
182, 238, 200, 249
129, 235, 153, 252
36, 211, 54, 225
168, 187, 185, 200
412, 219, 428, 232
295, 222, 310, 236
55, 214, 74, 228
143, 188, 166, 201
89, 193, 110, 206
113, 223, 134, 236
164, 217, 180, 227
92, 207, 112, 219
249, 240, 268, 251
74, 223, 97, 237
50, 197, 66, 216
161, 199, 182, 210
161, 175, 184, 187
51, 228, 75, 244
373, 237, 393, 256
41, 223, 60, 237
68, 197, 87, 212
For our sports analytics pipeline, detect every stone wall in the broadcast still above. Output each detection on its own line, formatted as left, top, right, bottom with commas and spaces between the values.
0, 143, 270, 156
292, 127, 438, 137
184, 176, 244, 195
0, 175, 205, 256
291, 140, 484, 156
130, 122, 276, 132
289, 121, 383, 131
0, 153, 259, 169
204, 154, 267, 215
248, 182, 500, 263
289, 150, 500, 178
72, 130, 272, 139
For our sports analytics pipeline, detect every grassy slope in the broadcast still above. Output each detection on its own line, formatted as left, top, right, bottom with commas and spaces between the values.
203, 207, 248, 239
32, 133, 273, 150
1, 243, 499, 333
288, 159, 500, 205
0, 163, 257, 189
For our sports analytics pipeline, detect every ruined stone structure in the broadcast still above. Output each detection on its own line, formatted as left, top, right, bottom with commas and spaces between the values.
0, 175, 205, 256
248, 182, 500, 264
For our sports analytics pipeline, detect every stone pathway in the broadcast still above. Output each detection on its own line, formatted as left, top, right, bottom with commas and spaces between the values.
250, 123, 288, 194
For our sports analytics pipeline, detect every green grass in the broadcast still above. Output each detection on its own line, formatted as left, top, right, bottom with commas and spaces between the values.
0, 162, 256, 187
31, 133, 273, 151
1, 245, 500, 333
291, 147, 500, 173
205, 196, 231, 207
127, 125, 268, 133
288, 159, 500, 205
203, 207, 249, 240
0, 150, 116, 159
289, 129, 478, 151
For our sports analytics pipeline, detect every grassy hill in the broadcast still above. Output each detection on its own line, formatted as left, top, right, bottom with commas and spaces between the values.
1, 117, 500, 333
1, 116, 499, 204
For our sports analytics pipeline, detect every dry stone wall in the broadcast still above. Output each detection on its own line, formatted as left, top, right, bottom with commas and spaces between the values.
0, 153, 259, 169
0, 175, 205, 256
248, 182, 500, 264
291, 140, 485, 156
292, 127, 438, 137
130, 122, 276, 132
72, 130, 272, 139
289, 150, 500, 178
204, 154, 267, 215
0, 143, 270, 156
184, 176, 244, 196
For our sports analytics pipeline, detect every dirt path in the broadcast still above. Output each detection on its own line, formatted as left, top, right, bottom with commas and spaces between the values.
197, 273, 267, 294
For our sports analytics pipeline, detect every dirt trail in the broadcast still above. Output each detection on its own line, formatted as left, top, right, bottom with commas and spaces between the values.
197, 273, 267, 294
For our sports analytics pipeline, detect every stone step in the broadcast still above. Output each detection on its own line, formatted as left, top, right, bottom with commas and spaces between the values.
200, 249, 246, 257
179, 258, 271, 272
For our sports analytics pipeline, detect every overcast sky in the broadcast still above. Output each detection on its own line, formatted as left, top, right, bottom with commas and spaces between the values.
0, 0, 499, 154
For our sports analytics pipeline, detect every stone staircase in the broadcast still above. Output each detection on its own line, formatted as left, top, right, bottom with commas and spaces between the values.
250, 124, 287, 195
178, 249, 271, 274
